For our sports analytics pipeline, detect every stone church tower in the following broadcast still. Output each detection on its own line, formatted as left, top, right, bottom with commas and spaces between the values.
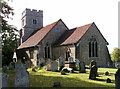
20, 8, 43, 44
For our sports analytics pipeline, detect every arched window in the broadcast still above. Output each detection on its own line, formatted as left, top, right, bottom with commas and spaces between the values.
89, 38, 98, 57
66, 48, 71, 61
44, 43, 50, 58
30, 50, 34, 59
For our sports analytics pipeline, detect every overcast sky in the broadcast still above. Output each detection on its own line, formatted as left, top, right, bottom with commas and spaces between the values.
7, 0, 119, 53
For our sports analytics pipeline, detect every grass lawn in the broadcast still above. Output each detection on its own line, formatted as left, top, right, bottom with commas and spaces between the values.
7, 68, 117, 88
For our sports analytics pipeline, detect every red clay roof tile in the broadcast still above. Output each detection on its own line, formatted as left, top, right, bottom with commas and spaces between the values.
18, 19, 60, 49
54, 22, 93, 46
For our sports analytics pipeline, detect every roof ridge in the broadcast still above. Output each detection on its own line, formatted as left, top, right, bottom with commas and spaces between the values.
42, 19, 60, 29
77, 22, 93, 28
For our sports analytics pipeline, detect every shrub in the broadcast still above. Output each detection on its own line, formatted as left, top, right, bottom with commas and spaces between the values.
8, 65, 14, 70
10, 62, 15, 68
3, 66, 8, 72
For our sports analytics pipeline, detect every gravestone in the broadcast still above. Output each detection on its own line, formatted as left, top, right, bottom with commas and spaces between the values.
61, 70, 66, 75
75, 59, 80, 70
39, 58, 45, 66
75, 59, 80, 65
53, 82, 60, 87
79, 62, 86, 73
52, 60, 58, 72
32, 68, 36, 72
106, 78, 111, 83
58, 57, 65, 71
2, 73, 9, 87
62, 67, 73, 73
68, 57, 73, 63
89, 65, 98, 80
105, 71, 109, 76
115, 68, 120, 89
89, 60, 97, 68
46, 59, 52, 71
15, 62, 29, 87
25, 61, 32, 68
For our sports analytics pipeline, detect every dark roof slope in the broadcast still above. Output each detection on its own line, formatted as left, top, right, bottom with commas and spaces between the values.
54, 22, 93, 46
18, 19, 60, 49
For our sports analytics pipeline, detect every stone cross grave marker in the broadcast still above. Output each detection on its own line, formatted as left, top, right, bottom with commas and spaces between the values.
79, 61, 86, 73
46, 59, 52, 71
58, 57, 65, 71
115, 68, 120, 89
2, 73, 9, 87
52, 60, 58, 72
15, 62, 29, 87
89, 65, 98, 80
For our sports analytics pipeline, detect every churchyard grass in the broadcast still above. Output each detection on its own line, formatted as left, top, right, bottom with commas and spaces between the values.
7, 68, 117, 88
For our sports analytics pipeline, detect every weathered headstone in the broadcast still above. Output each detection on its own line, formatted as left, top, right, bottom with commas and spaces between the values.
58, 57, 65, 71
106, 78, 111, 83
25, 61, 32, 68
115, 68, 120, 89
68, 57, 73, 63
62, 67, 73, 73
75, 59, 80, 70
89, 60, 97, 68
62, 67, 69, 73
75, 59, 80, 64
105, 71, 109, 76
61, 70, 66, 75
52, 60, 58, 72
53, 82, 60, 87
15, 62, 29, 87
39, 58, 45, 66
2, 73, 9, 87
89, 65, 98, 80
32, 68, 36, 72
79, 61, 86, 73
46, 59, 52, 71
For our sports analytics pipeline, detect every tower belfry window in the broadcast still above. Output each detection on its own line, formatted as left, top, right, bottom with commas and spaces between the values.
66, 48, 71, 61
89, 38, 98, 57
32, 19, 37, 24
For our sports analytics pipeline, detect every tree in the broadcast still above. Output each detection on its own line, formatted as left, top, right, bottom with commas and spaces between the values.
111, 48, 120, 62
1, 0, 19, 66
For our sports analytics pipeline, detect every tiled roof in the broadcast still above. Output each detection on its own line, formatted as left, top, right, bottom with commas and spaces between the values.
18, 21, 108, 49
54, 22, 93, 46
18, 19, 60, 49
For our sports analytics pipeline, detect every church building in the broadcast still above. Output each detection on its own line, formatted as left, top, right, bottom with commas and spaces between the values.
17, 8, 113, 67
